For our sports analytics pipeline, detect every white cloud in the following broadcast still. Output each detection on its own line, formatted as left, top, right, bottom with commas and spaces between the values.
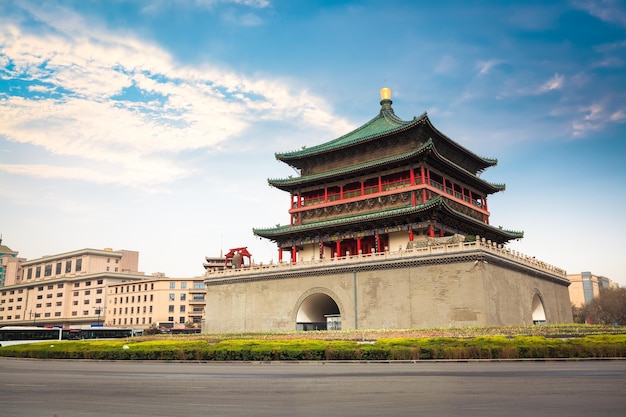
227, 11, 265, 26
573, 0, 626, 26
538, 73, 565, 93
196, 0, 270, 7
0, 2, 352, 189
476, 59, 502, 76
609, 109, 626, 121
0, 163, 119, 184
582, 103, 604, 121
571, 102, 626, 136
140, 0, 270, 16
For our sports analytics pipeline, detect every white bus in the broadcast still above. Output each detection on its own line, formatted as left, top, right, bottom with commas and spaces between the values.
0, 326, 137, 347
0, 326, 63, 347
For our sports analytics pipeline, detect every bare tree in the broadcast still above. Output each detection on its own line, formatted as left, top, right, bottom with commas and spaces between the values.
579, 287, 626, 325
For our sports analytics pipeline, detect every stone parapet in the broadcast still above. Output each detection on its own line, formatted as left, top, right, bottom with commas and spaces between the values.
205, 236, 566, 282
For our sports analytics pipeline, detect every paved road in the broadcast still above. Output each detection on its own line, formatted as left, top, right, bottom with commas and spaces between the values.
1, 359, 625, 417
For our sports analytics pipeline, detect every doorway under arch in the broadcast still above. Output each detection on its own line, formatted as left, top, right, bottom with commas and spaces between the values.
531, 292, 547, 324
295, 292, 341, 331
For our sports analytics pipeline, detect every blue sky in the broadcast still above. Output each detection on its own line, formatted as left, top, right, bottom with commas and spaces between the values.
1, 0, 625, 284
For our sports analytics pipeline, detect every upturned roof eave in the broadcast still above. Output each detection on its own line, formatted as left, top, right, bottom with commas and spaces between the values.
253, 196, 522, 241
268, 139, 434, 190
269, 138, 505, 194
421, 116, 498, 171
253, 197, 444, 238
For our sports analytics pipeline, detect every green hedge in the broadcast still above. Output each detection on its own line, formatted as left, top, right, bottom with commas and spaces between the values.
2, 335, 625, 361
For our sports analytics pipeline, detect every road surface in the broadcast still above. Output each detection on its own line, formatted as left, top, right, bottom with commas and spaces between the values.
1, 358, 625, 417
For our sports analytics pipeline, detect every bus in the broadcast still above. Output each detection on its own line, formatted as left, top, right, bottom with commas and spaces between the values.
0, 326, 62, 347
0, 326, 137, 347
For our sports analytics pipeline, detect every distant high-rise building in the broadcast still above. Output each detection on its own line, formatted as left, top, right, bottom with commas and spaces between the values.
0, 238, 20, 288
567, 272, 619, 307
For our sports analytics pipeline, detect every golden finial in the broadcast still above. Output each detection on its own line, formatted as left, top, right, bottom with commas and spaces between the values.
380, 87, 391, 100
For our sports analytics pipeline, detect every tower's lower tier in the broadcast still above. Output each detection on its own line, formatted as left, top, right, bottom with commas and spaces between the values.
203, 241, 572, 332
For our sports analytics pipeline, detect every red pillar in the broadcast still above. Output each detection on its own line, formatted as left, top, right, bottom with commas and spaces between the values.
409, 229, 414, 242
428, 225, 435, 238
291, 246, 297, 264
357, 237, 362, 255
422, 167, 428, 203
439, 229, 444, 237
410, 167, 415, 186
483, 196, 490, 224
278, 247, 283, 262
378, 176, 382, 193
420, 166, 425, 185
335, 240, 341, 258
411, 191, 416, 206
324, 187, 328, 203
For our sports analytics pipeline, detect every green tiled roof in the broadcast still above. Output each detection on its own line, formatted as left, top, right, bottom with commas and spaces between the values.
253, 195, 522, 241
275, 102, 498, 173
276, 105, 423, 161
270, 140, 430, 188
269, 138, 506, 193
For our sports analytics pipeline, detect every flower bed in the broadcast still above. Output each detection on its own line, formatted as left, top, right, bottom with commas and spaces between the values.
1, 326, 625, 361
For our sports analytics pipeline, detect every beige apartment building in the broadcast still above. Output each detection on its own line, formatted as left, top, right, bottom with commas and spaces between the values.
0, 248, 146, 327
567, 272, 618, 307
0, 245, 206, 330
107, 277, 206, 328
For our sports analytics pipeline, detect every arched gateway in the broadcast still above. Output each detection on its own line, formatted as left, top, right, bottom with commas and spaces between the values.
294, 289, 342, 331
532, 292, 547, 324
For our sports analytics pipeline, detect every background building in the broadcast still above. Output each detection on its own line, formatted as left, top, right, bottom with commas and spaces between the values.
0, 244, 207, 330
107, 277, 206, 328
0, 239, 21, 288
567, 272, 618, 307
0, 247, 146, 327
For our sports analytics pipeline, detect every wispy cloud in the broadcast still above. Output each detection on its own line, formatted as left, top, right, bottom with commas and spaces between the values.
538, 73, 565, 93
0, 2, 351, 189
476, 59, 503, 76
572, 102, 626, 136
609, 109, 626, 121
200, 0, 270, 7
572, 0, 626, 26
221, 9, 265, 26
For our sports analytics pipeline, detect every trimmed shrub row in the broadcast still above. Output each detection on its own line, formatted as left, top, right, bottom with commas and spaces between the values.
1, 335, 626, 361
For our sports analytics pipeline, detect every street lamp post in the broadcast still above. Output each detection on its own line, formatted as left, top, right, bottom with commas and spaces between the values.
93, 307, 101, 326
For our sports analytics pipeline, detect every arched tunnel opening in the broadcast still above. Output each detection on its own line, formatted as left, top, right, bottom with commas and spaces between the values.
296, 293, 341, 331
